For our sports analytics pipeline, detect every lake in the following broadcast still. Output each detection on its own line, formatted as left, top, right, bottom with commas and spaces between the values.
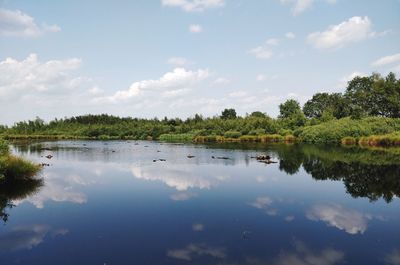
1, 141, 399, 265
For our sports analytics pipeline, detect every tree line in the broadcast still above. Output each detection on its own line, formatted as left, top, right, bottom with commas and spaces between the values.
1, 72, 399, 142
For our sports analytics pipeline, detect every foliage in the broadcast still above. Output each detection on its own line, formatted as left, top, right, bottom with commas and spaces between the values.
221, 108, 237, 119
298, 117, 400, 143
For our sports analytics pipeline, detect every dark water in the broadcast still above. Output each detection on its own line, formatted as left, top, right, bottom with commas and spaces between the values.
1, 141, 399, 265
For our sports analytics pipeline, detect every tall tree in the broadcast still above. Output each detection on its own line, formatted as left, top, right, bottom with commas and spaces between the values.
221, 108, 237, 119
279, 99, 302, 119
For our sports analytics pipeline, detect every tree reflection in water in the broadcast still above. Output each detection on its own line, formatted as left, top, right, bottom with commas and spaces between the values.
0, 177, 43, 223
276, 144, 400, 203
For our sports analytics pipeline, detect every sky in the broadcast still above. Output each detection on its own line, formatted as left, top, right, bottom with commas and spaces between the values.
0, 0, 400, 125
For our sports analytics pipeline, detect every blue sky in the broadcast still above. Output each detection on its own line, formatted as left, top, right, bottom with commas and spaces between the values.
0, 0, 399, 124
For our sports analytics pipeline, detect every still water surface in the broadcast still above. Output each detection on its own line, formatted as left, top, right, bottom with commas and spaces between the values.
1, 141, 399, 265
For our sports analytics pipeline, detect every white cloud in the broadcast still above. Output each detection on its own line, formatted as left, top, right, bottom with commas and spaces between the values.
280, 0, 314, 16
256, 74, 266, 81
167, 243, 226, 261
285, 32, 296, 39
161, 0, 225, 12
229, 90, 247, 98
307, 16, 374, 50
168, 57, 189, 66
371, 53, 400, 67
0, 8, 60, 37
336, 71, 367, 89
189, 24, 203, 33
306, 204, 368, 234
266, 38, 280, 46
0, 54, 83, 99
249, 45, 274, 59
88, 86, 104, 95
95, 68, 209, 103
213, 77, 230, 85
249, 36, 284, 59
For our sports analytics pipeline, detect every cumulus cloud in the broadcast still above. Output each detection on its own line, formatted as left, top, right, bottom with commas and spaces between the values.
306, 204, 368, 234
280, 0, 313, 16
249, 36, 288, 59
371, 53, 400, 67
161, 0, 225, 12
189, 24, 203, 33
285, 32, 296, 39
0, 8, 60, 37
336, 71, 367, 89
167, 243, 226, 261
0, 53, 83, 99
307, 16, 377, 50
249, 45, 274, 59
95, 68, 209, 103
280, 0, 337, 16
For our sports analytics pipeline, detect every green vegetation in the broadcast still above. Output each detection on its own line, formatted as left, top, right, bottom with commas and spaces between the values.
0, 140, 41, 181
1, 72, 399, 146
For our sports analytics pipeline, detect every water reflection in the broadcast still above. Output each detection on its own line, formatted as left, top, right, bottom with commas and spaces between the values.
274, 144, 400, 203
0, 225, 67, 252
270, 240, 344, 265
3, 141, 399, 265
131, 165, 228, 191
167, 243, 226, 261
14, 172, 87, 208
306, 204, 369, 235
385, 249, 400, 265
0, 177, 43, 223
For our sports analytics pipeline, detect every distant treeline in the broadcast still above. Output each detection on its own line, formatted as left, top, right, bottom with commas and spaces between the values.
1, 72, 400, 145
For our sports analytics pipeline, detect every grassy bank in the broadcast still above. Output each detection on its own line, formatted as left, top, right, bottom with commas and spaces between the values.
0, 140, 42, 181
2, 115, 400, 147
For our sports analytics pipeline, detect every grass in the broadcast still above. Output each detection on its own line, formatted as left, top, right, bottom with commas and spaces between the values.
359, 133, 400, 147
0, 139, 42, 181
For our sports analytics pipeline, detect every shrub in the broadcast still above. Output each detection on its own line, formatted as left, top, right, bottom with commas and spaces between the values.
0, 140, 9, 156
224, 131, 242, 139
1, 155, 41, 180
341, 136, 357, 145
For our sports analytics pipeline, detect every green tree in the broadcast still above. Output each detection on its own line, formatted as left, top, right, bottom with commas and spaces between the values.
249, 111, 267, 118
221, 108, 237, 119
279, 99, 302, 119
303, 93, 349, 119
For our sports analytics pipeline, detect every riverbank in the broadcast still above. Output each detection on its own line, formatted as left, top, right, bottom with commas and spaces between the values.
0, 140, 42, 181
2, 116, 400, 147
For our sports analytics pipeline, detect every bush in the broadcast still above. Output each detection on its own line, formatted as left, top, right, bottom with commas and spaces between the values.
1, 155, 41, 180
341, 136, 357, 145
299, 117, 400, 143
0, 140, 9, 156
278, 129, 293, 136
224, 131, 242, 139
